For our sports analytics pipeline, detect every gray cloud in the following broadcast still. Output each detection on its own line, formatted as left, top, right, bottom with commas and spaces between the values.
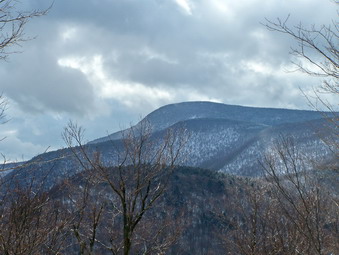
0, 0, 336, 160
2, 60, 95, 115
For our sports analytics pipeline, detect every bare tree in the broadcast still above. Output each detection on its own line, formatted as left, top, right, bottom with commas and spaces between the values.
0, 2, 75, 253
0, 94, 8, 171
262, 137, 338, 254
0, 94, 6, 124
264, 3, 338, 94
220, 8, 339, 252
63, 121, 188, 254
221, 183, 269, 255
1, 0, 49, 166
0, 94, 7, 150
0, 175, 70, 255
223, 137, 339, 255
263, 2, 338, 154
0, 0, 48, 60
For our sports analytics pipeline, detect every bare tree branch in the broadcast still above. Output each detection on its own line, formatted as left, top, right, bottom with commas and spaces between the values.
0, 0, 50, 60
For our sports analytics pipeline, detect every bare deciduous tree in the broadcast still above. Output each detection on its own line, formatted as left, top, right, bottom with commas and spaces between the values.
0, 0, 48, 60
1, 0, 49, 166
263, 2, 338, 154
63, 121, 188, 255
0, 175, 69, 255
0, 94, 7, 151
0, 94, 6, 124
264, 14, 338, 92
262, 138, 338, 254
223, 137, 339, 255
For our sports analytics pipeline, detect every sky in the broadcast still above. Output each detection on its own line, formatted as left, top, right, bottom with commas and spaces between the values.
0, 0, 337, 161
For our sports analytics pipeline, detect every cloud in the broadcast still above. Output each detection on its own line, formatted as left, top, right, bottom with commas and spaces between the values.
0, 128, 47, 162
174, 0, 193, 15
58, 54, 174, 109
0, 0, 336, 160
0, 25, 97, 116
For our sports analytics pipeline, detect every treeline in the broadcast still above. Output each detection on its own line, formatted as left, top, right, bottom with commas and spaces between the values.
0, 127, 338, 255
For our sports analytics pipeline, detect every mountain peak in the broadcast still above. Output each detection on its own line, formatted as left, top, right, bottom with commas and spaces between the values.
90, 101, 322, 144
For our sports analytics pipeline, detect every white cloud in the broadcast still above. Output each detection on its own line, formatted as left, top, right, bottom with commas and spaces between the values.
60, 26, 78, 41
244, 61, 274, 75
57, 53, 225, 111
183, 91, 222, 103
210, 0, 233, 16
58, 55, 174, 109
0, 129, 48, 162
1, 0, 336, 160
139, 47, 178, 64
174, 0, 193, 15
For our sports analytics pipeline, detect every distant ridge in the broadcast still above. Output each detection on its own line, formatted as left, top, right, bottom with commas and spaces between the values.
90, 101, 323, 144
2, 101, 333, 188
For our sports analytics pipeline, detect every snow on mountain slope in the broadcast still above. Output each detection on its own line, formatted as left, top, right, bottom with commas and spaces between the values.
157, 116, 333, 176
2, 102, 334, 189
90, 101, 323, 144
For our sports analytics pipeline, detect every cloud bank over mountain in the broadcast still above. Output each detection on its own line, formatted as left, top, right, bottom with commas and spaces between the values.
0, 0, 336, 160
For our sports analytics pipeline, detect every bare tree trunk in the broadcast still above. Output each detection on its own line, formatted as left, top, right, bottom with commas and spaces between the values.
63, 120, 188, 254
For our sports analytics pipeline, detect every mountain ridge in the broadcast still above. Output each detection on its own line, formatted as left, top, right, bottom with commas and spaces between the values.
1, 101, 334, 189
90, 101, 324, 144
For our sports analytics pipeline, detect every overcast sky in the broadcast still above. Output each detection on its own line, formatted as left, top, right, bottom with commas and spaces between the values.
0, 0, 337, 161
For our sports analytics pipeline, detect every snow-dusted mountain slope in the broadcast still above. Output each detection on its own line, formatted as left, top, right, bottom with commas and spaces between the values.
151, 116, 333, 176
2, 102, 335, 189
90, 101, 323, 144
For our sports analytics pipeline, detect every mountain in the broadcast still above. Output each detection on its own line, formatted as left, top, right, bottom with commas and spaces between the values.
2, 101, 335, 189
1, 101, 338, 254
89, 101, 333, 176
31, 166, 339, 254
90, 101, 324, 144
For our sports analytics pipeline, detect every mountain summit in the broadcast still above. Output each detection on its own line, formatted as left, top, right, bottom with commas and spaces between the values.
2, 101, 332, 189
90, 101, 323, 144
